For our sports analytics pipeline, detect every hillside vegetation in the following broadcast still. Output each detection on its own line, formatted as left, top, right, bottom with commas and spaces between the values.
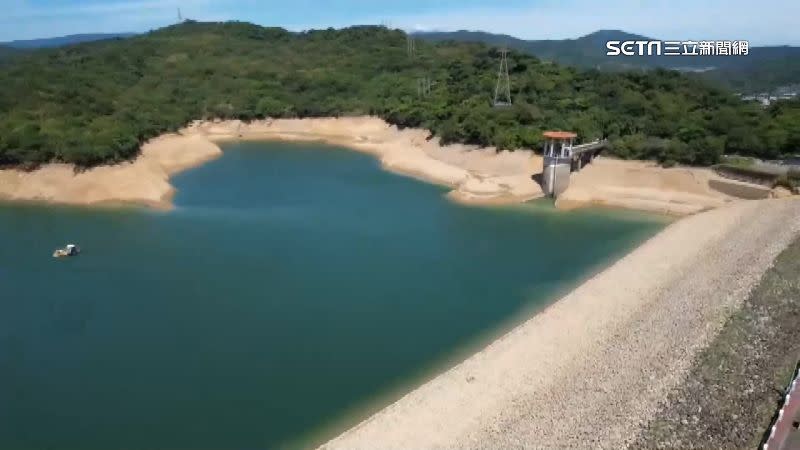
417, 30, 800, 93
1, 33, 135, 49
0, 21, 798, 167
0, 45, 20, 62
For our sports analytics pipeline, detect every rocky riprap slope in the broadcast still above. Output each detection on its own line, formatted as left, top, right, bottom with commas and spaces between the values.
634, 232, 800, 449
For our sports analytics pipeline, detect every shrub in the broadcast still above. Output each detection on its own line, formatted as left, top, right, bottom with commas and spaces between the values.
720, 155, 755, 168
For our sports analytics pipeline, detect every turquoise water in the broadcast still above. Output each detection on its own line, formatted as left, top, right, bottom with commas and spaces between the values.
0, 142, 667, 449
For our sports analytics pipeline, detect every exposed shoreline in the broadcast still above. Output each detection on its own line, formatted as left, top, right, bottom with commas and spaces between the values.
0, 117, 749, 214
320, 198, 800, 449
0, 133, 223, 210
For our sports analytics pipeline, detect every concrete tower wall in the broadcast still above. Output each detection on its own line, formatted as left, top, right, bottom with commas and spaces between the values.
542, 156, 572, 197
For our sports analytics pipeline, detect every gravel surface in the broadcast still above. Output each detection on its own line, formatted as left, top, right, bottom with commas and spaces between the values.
633, 232, 800, 449
320, 199, 800, 450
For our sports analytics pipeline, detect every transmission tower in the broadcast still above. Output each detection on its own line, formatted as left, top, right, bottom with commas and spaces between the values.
493, 48, 512, 107
406, 34, 416, 58
417, 77, 434, 98
177, 7, 183, 22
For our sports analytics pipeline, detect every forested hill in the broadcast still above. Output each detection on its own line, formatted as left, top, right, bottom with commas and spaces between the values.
416, 30, 653, 70
0, 21, 798, 167
1, 33, 135, 49
0, 33, 134, 64
416, 30, 800, 93
0, 45, 19, 61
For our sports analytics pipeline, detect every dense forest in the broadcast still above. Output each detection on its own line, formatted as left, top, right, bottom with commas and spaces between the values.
0, 21, 798, 167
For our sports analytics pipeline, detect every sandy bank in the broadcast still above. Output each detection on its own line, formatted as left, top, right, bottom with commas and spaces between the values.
0, 117, 544, 208
0, 116, 771, 213
186, 117, 544, 205
320, 198, 800, 449
556, 158, 739, 215
0, 134, 221, 208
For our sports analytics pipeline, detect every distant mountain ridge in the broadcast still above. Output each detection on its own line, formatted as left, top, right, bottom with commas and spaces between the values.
2, 33, 135, 49
415, 29, 800, 92
2, 28, 798, 92
415, 29, 651, 69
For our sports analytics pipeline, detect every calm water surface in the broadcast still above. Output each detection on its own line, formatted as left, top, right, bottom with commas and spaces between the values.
0, 142, 667, 449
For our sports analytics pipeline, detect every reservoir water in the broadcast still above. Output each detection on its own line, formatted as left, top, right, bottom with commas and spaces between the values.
0, 142, 667, 449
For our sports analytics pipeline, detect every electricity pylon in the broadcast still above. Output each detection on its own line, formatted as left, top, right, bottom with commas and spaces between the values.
494, 48, 512, 107
407, 34, 416, 58
417, 77, 434, 98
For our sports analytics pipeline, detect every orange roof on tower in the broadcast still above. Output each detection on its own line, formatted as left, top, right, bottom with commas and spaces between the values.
543, 131, 577, 139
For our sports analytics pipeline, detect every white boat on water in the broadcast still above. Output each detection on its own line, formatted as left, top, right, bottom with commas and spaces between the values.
53, 244, 80, 258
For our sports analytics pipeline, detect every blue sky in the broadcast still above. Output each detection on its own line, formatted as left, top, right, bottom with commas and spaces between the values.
2, 0, 799, 45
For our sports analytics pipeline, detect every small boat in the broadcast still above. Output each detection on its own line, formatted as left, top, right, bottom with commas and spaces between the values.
53, 244, 81, 258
